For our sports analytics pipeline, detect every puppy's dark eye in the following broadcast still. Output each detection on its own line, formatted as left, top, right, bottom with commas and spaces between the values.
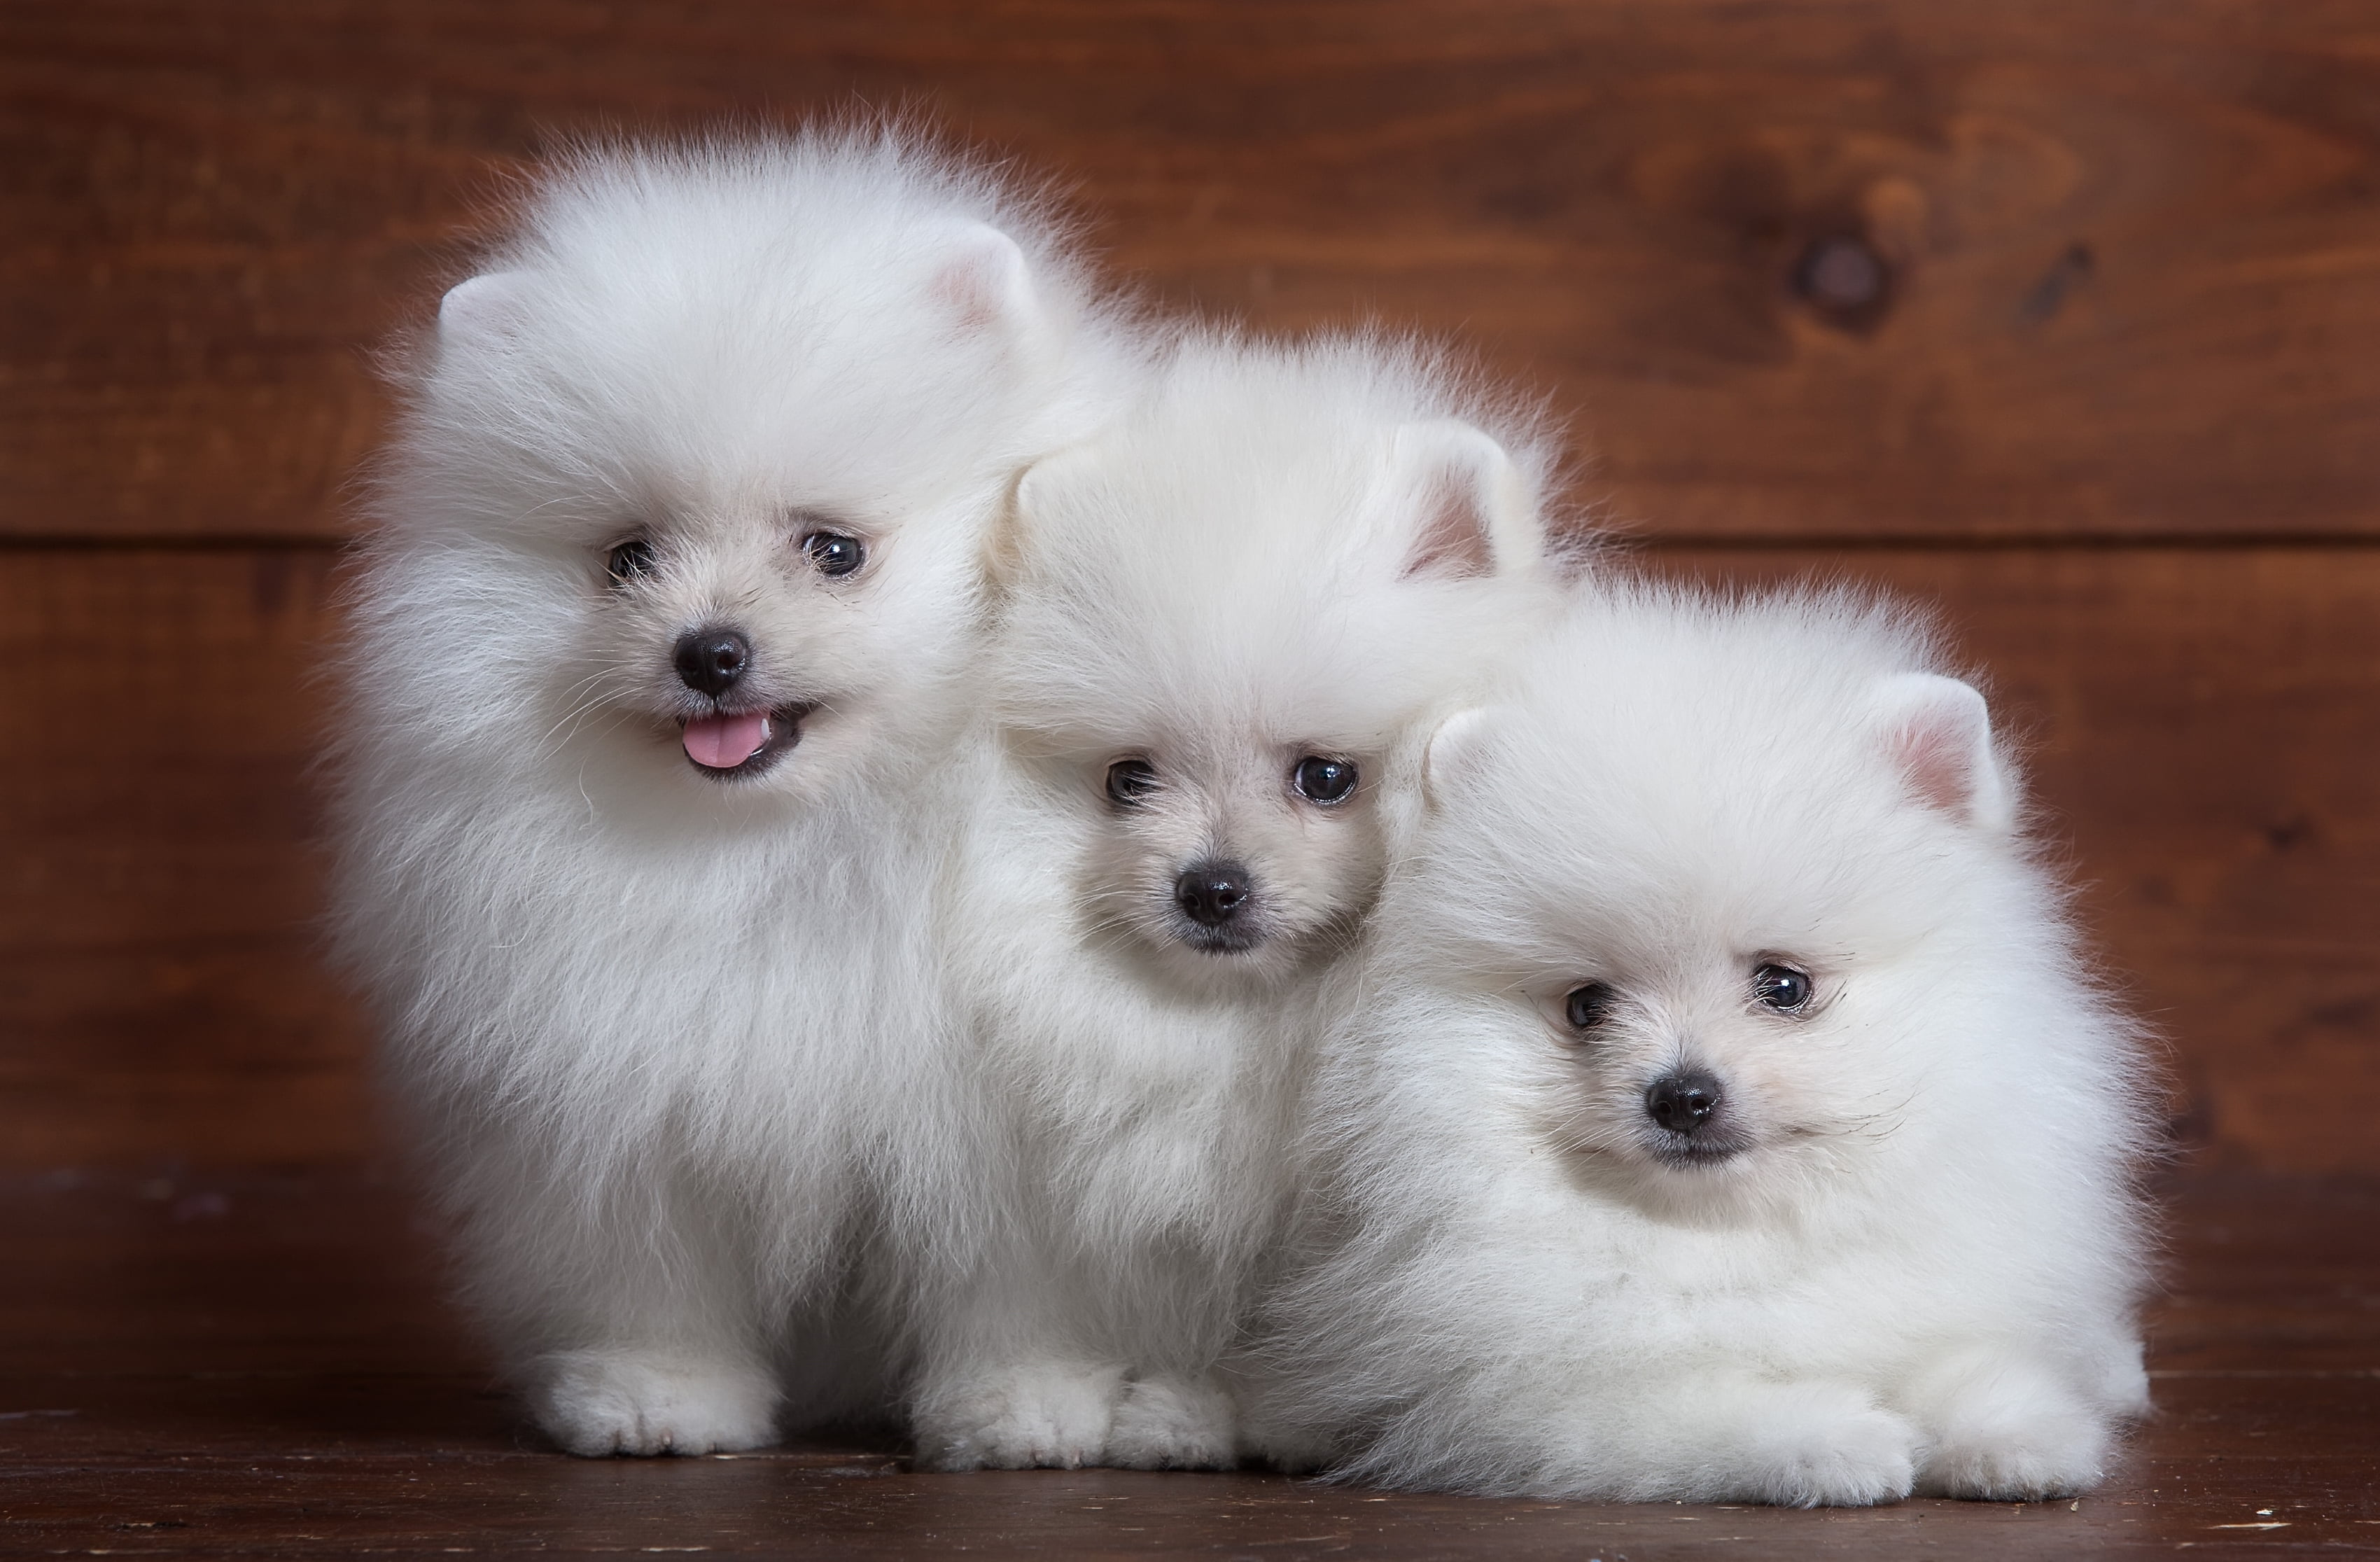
1564, 982, 1617, 1033
1291, 755, 1358, 805
605, 537, 656, 586
1105, 759, 1159, 807
1752, 963, 1814, 1014
802, 531, 866, 578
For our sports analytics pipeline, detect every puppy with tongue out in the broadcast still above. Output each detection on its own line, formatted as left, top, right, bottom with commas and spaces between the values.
683, 706, 768, 770
672, 627, 804, 776
680, 699, 770, 771
331, 130, 1119, 1461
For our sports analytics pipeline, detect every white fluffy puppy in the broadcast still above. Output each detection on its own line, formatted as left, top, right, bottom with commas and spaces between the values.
331, 132, 1112, 1456
1243, 583, 2155, 1505
904, 333, 1569, 1472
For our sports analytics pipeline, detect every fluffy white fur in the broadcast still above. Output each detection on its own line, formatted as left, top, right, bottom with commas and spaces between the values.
903, 332, 1570, 1470
1241, 583, 2155, 1505
330, 130, 1117, 1456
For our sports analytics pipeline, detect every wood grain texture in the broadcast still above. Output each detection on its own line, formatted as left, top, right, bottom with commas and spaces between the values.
0, 548, 372, 1168
0, 1168, 2371, 1556
0, 543, 2373, 1172
6, 1, 2378, 541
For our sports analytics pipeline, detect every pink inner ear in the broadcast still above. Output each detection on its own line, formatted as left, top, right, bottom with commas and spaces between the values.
1891, 717, 1975, 817
1403, 470, 1494, 580
932, 258, 1006, 333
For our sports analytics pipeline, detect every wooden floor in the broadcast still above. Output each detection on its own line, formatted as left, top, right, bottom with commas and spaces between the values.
0, 1169, 2370, 1558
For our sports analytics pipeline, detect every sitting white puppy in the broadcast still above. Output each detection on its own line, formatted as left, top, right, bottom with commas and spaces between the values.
1242, 582, 2155, 1505
904, 333, 1568, 1470
331, 131, 1112, 1456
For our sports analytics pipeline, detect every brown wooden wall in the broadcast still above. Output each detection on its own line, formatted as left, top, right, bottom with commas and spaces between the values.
6, 1, 2376, 1172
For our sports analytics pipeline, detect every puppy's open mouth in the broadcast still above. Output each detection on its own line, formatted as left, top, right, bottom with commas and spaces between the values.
679, 703, 816, 780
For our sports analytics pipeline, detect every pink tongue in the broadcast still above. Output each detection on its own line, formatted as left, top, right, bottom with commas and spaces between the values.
682, 712, 769, 769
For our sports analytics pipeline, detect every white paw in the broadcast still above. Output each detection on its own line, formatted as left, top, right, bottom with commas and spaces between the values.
912, 1360, 1124, 1471
1745, 1384, 1920, 1507
1105, 1374, 1238, 1470
527, 1348, 780, 1458
1917, 1384, 2113, 1499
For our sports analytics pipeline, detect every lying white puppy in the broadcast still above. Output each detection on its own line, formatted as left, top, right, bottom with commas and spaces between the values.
332, 130, 1113, 1455
1244, 581, 2155, 1505
905, 332, 1569, 1470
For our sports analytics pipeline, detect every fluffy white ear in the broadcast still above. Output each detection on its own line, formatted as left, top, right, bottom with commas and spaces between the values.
1390, 420, 1541, 581
437, 272, 531, 344
993, 441, 1096, 587
1011, 440, 1100, 527
1872, 672, 2012, 832
929, 221, 1044, 342
1422, 706, 1501, 809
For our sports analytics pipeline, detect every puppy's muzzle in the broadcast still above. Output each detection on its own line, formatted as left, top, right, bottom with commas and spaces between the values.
1642, 1068, 1749, 1164
1172, 859, 1264, 954
669, 622, 813, 779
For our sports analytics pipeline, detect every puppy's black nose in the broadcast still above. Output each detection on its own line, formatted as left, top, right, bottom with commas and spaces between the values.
673, 627, 750, 697
1175, 861, 1252, 927
1645, 1070, 1724, 1135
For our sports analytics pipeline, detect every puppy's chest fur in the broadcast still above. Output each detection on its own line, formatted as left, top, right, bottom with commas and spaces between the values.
953, 772, 1312, 1232
398, 782, 948, 1120
1469, 1127, 1987, 1374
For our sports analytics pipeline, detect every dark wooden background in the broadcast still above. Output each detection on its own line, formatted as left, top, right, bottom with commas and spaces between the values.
6, 0, 2376, 1175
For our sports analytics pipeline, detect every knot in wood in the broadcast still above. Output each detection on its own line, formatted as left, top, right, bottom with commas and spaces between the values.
1795, 234, 1887, 312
